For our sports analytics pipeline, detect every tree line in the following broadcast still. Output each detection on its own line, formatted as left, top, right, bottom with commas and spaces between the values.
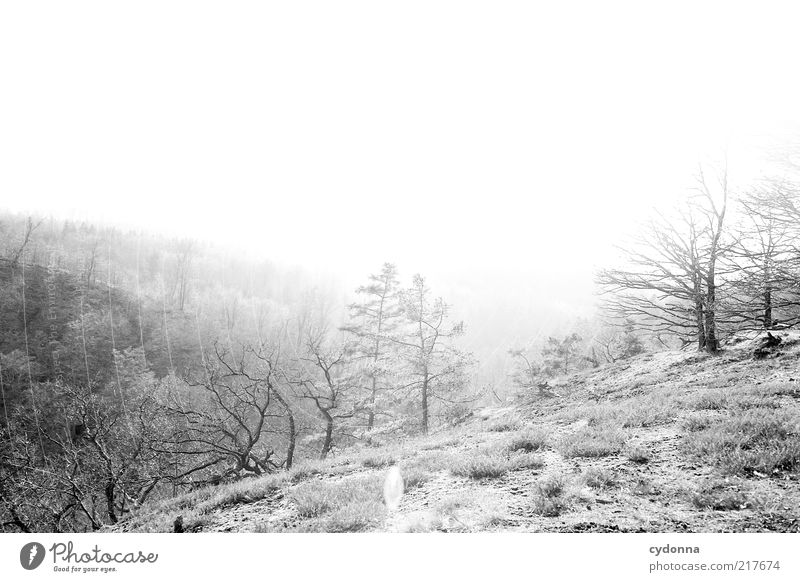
0, 218, 474, 532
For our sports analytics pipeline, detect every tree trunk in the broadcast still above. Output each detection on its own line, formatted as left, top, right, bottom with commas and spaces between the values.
105, 480, 118, 524
320, 411, 333, 460
421, 374, 429, 435
286, 412, 296, 470
763, 258, 773, 329
272, 389, 295, 469
764, 287, 773, 330
367, 375, 377, 430
695, 300, 706, 350
704, 267, 718, 353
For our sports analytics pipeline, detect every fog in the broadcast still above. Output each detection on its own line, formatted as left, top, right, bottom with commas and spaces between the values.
3, 1, 800, 347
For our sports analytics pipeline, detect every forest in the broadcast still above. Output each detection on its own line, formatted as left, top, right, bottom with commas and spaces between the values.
2, 162, 800, 532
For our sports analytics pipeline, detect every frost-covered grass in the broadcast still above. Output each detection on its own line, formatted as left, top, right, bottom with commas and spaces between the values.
691, 482, 752, 511
683, 408, 800, 476
579, 467, 617, 490
556, 424, 627, 458
530, 475, 571, 517
505, 429, 549, 453
624, 443, 651, 464
450, 452, 512, 479
562, 390, 680, 428
485, 415, 523, 432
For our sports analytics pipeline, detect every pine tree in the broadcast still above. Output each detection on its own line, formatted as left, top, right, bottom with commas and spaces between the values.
541, 333, 582, 376
394, 275, 472, 434
343, 263, 402, 430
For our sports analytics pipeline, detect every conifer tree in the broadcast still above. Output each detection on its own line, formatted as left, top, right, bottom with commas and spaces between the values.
343, 263, 402, 429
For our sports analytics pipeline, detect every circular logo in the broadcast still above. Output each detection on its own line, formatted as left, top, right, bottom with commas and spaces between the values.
20, 542, 46, 570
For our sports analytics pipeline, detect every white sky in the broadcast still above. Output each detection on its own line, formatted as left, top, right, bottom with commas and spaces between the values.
2, 1, 800, 292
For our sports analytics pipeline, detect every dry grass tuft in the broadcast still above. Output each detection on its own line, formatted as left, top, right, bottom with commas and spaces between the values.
556, 424, 627, 458
530, 475, 570, 517
683, 408, 800, 476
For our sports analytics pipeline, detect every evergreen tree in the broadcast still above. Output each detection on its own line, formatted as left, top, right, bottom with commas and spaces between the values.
395, 275, 472, 434
342, 263, 402, 429
541, 333, 582, 376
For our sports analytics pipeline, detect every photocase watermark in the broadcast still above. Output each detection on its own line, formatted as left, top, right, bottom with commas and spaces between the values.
20, 542, 46, 570
18, 540, 159, 574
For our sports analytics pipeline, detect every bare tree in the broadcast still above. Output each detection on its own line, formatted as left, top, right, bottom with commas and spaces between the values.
163, 342, 286, 483
725, 180, 800, 329
289, 329, 363, 459
9, 216, 43, 268
169, 241, 194, 312
1, 377, 168, 532
245, 340, 297, 470
597, 163, 731, 353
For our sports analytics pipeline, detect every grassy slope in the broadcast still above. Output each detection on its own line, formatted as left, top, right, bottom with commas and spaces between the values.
117, 332, 800, 533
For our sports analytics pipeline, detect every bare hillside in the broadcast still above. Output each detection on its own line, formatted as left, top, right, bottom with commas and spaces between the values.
116, 332, 800, 533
